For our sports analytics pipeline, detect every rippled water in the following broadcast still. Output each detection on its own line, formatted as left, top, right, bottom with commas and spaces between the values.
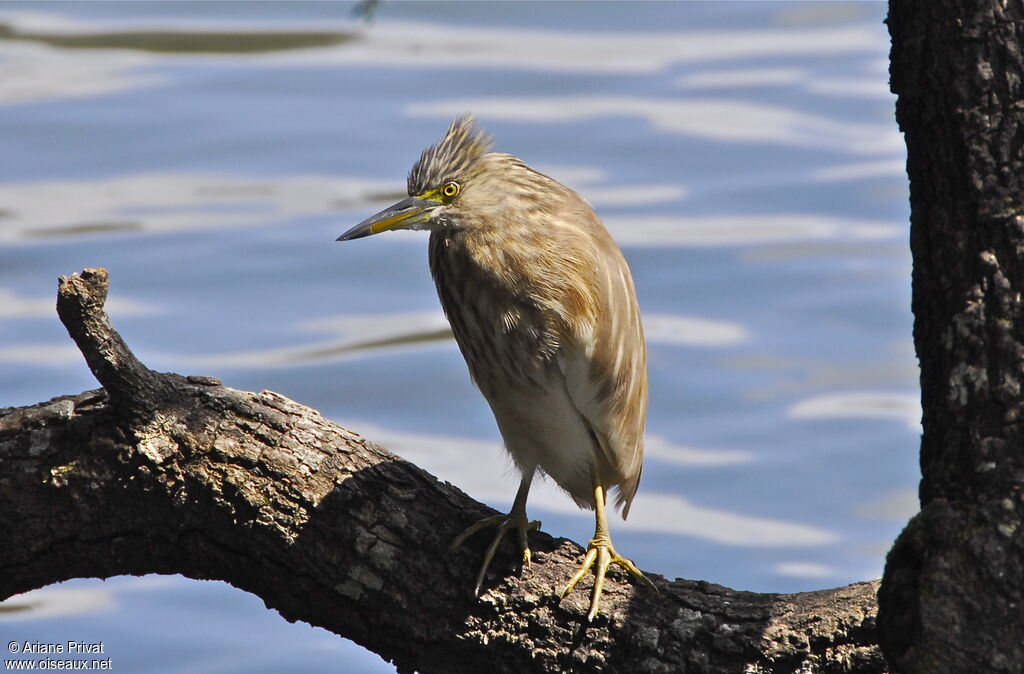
0, 2, 914, 671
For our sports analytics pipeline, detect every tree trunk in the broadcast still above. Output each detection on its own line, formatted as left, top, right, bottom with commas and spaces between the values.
880, 1, 1024, 671
0, 268, 885, 673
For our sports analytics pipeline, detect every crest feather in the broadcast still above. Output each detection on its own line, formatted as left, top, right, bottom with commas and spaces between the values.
408, 114, 493, 195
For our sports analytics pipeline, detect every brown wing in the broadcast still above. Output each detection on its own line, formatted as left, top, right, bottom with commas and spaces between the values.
558, 217, 648, 518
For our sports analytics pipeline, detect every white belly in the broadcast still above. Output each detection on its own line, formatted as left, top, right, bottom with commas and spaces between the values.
481, 378, 599, 509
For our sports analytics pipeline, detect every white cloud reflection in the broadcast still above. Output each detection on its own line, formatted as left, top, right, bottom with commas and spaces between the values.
808, 77, 895, 100
813, 159, 907, 183
605, 214, 901, 248
787, 391, 921, 432
591, 492, 835, 546
643, 435, 750, 466
0, 576, 177, 623
0, 10, 887, 75
0, 585, 115, 622
675, 67, 807, 90
270, 21, 884, 75
0, 288, 156, 320
852, 488, 919, 521
774, 561, 837, 578
675, 69, 894, 101
167, 311, 451, 369
0, 344, 82, 365
644, 314, 749, 347
0, 11, 890, 111
347, 420, 834, 546
584, 184, 687, 208
300, 312, 449, 341
409, 96, 901, 155
0, 173, 393, 243
0, 41, 163, 105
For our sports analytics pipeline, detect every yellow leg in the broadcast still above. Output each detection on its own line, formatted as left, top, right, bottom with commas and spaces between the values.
561, 483, 656, 621
450, 466, 541, 595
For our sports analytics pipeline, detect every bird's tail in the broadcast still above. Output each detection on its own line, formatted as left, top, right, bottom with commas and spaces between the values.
615, 465, 642, 520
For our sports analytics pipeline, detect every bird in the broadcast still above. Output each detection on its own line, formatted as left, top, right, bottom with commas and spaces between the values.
337, 114, 654, 620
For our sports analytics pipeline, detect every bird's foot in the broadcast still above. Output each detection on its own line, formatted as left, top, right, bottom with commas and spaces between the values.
450, 511, 541, 595
560, 534, 657, 621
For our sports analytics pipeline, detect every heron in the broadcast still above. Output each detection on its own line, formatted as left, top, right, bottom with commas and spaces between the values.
337, 115, 654, 620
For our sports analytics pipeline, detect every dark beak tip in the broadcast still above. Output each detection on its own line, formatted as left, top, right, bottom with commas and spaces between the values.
337, 196, 427, 243
336, 227, 370, 242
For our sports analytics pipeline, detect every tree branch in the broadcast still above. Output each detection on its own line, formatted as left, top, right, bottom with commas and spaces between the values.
0, 268, 885, 674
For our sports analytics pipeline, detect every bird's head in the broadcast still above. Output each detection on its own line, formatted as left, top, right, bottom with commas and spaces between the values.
337, 114, 497, 241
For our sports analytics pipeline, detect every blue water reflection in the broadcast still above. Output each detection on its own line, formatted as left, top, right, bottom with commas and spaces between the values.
0, 2, 913, 672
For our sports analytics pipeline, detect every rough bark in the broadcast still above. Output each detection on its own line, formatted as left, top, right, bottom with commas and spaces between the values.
881, 1, 1024, 671
0, 268, 886, 673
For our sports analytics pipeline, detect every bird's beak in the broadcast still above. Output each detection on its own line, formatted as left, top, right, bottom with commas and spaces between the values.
336, 197, 436, 241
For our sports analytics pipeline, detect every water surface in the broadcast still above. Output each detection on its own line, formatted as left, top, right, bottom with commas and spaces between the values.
0, 2, 913, 671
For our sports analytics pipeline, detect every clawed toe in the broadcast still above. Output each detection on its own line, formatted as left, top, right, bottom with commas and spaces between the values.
450, 512, 541, 595
450, 481, 655, 620
560, 537, 654, 621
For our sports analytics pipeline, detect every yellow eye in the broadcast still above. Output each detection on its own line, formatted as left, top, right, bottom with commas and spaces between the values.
441, 182, 460, 199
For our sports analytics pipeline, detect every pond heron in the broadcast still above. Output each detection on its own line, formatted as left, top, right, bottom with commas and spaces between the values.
337, 115, 654, 620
